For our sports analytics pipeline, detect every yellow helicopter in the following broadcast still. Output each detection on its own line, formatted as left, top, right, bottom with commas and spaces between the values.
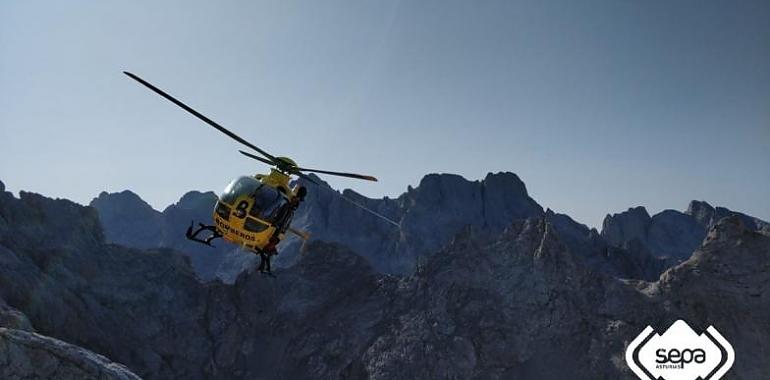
124, 72, 397, 273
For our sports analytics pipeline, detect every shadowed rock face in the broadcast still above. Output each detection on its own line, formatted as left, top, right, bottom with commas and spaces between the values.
90, 190, 256, 283
688, 200, 770, 233
282, 171, 545, 274
640, 217, 770, 380
602, 206, 652, 246
3, 185, 770, 379
0, 298, 33, 332
90, 172, 546, 280
546, 210, 666, 281
0, 328, 142, 380
91, 173, 766, 284
99, 172, 668, 281
601, 202, 769, 266
90, 190, 163, 250
355, 219, 631, 379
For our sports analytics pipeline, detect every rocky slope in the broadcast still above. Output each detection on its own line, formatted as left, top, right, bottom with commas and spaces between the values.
639, 216, 770, 380
284, 172, 545, 273
90, 190, 164, 250
90, 172, 548, 281
2, 180, 770, 379
0, 328, 142, 380
90, 190, 256, 283
92, 172, 674, 282
0, 185, 143, 379
602, 201, 770, 266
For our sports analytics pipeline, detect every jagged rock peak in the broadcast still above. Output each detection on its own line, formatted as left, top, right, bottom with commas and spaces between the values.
89, 190, 162, 250
90, 189, 157, 212
603, 206, 651, 224
413, 173, 476, 196
1, 191, 105, 250
686, 200, 714, 215
166, 190, 217, 211
686, 200, 715, 226
685, 200, 769, 232
414, 172, 530, 196
544, 208, 596, 235
482, 171, 529, 195
657, 214, 769, 292
0, 180, 4, 193
705, 215, 751, 243
601, 206, 651, 245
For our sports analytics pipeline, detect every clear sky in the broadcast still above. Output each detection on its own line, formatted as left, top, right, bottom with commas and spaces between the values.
1, 0, 768, 228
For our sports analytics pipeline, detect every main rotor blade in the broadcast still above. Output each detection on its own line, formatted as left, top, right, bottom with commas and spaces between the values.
297, 167, 378, 182
293, 171, 319, 185
123, 71, 277, 163
239, 150, 276, 166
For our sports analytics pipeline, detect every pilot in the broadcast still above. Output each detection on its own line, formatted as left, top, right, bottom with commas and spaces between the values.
258, 186, 307, 275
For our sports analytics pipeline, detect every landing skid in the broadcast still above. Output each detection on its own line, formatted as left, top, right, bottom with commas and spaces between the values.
185, 222, 222, 246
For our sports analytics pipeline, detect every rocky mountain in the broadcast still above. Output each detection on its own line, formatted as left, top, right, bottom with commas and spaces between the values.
0, 328, 142, 380
283, 172, 545, 273
637, 216, 770, 380
545, 209, 666, 281
90, 190, 164, 250
601, 201, 770, 266
92, 172, 676, 282
687, 200, 770, 233
1, 177, 769, 379
89, 172, 548, 281
90, 190, 256, 283
0, 184, 143, 380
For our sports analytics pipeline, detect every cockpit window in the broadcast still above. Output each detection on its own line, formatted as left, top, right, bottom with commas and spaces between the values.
219, 176, 261, 205
249, 185, 285, 221
219, 176, 287, 223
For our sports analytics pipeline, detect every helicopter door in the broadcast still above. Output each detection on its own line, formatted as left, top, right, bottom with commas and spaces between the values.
243, 185, 287, 232
248, 185, 285, 221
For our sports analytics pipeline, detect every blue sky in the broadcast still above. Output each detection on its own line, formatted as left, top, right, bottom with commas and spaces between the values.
1, 0, 768, 228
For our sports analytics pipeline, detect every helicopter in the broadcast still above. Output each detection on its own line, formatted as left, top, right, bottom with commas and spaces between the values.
123, 71, 398, 272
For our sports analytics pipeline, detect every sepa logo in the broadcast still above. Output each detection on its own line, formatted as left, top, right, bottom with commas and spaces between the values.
625, 320, 734, 380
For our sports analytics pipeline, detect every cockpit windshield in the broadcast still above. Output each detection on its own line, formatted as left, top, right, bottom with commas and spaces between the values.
219, 176, 261, 205
219, 176, 287, 223
249, 185, 284, 221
